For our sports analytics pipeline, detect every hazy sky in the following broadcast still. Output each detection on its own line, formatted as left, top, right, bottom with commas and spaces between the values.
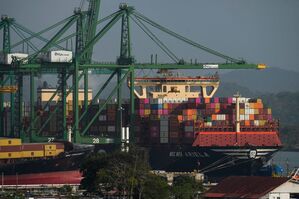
1, 0, 299, 72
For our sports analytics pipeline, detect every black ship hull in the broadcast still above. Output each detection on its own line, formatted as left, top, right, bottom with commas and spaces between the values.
0, 149, 92, 175
146, 145, 280, 177
0, 143, 280, 180
94, 144, 280, 177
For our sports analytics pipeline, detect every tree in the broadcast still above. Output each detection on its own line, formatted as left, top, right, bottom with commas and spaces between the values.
58, 185, 73, 196
142, 173, 170, 199
80, 147, 152, 198
172, 175, 204, 199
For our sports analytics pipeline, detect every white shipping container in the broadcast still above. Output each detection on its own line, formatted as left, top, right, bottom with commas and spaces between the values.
99, 115, 107, 121
245, 103, 250, 109
160, 125, 168, 132
240, 115, 245, 121
232, 97, 250, 103
245, 109, 250, 115
160, 131, 168, 137
205, 122, 212, 127
254, 120, 260, 126
43, 50, 73, 63
160, 120, 168, 126
160, 137, 168, 143
249, 109, 254, 114
0, 53, 28, 64
107, 126, 115, 132
239, 98, 246, 103
245, 115, 250, 120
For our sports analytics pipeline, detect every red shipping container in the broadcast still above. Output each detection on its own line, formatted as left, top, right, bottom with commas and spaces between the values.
22, 144, 45, 151
0, 145, 21, 152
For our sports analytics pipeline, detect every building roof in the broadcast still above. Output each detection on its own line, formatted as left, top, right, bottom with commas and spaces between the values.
204, 176, 289, 199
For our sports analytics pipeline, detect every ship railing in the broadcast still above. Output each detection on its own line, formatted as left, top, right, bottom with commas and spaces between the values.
289, 168, 299, 184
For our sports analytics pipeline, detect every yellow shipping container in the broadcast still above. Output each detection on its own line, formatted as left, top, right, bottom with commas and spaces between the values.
22, 150, 44, 158
44, 144, 56, 150
45, 150, 56, 157
240, 109, 245, 115
193, 115, 197, 120
163, 104, 168, 109
267, 108, 272, 114
145, 109, 151, 115
259, 120, 266, 126
0, 138, 22, 146
0, 152, 22, 159
254, 109, 259, 114
215, 108, 220, 113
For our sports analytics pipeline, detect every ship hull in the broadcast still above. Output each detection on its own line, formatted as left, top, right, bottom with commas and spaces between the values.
145, 145, 280, 176
1, 170, 82, 186
0, 150, 89, 175
0, 148, 92, 186
94, 144, 280, 177
0, 144, 280, 185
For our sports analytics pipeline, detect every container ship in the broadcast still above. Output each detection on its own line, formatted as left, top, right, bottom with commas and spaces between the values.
126, 73, 282, 177
0, 72, 282, 183
0, 138, 93, 185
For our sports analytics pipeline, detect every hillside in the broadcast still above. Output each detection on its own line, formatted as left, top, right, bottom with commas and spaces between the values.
220, 67, 299, 93
261, 92, 299, 149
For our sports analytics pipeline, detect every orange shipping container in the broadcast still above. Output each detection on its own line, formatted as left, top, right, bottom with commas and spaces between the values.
249, 114, 254, 120
212, 114, 217, 120
254, 102, 263, 109
183, 109, 196, 116
245, 120, 250, 126
177, 115, 183, 122
204, 98, 210, 104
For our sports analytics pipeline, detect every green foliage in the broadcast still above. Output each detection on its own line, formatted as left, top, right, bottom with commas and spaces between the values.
172, 175, 203, 199
58, 185, 73, 196
261, 92, 299, 149
80, 147, 152, 197
80, 152, 108, 192
142, 174, 170, 199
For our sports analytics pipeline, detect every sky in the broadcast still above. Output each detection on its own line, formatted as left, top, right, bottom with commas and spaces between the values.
0, 0, 299, 72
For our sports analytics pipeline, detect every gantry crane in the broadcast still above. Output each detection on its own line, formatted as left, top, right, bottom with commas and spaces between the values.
0, 0, 266, 144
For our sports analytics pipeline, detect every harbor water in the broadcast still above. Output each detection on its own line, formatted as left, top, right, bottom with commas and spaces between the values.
271, 150, 299, 176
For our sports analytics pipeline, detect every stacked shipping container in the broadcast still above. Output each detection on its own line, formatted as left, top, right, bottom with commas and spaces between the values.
133, 96, 279, 146
15, 96, 279, 147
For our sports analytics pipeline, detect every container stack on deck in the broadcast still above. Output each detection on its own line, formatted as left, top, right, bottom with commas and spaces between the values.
0, 138, 64, 160
133, 96, 280, 147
